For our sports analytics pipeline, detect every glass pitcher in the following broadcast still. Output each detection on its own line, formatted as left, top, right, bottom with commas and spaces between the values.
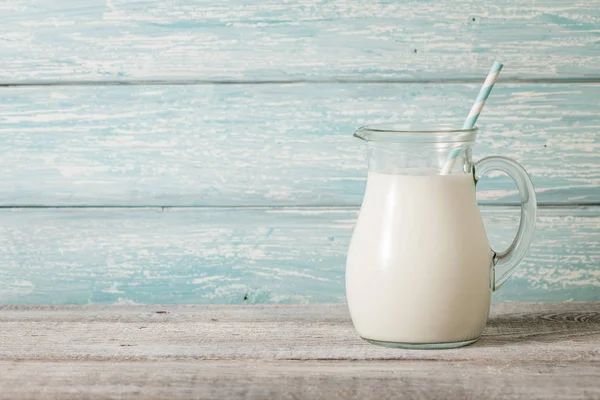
345, 122, 537, 349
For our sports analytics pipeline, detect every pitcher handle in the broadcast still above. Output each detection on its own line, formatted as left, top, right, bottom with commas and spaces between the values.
474, 156, 537, 291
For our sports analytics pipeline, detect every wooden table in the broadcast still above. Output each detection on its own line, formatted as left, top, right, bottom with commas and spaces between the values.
1, 302, 599, 399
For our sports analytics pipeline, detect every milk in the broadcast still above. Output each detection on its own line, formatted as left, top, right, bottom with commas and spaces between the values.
346, 171, 495, 345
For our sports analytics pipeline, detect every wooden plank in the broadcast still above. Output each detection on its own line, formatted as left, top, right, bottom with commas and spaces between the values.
1, 0, 599, 82
0, 302, 598, 361
0, 206, 598, 304
0, 83, 598, 206
0, 360, 598, 400
0, 303, 598, 399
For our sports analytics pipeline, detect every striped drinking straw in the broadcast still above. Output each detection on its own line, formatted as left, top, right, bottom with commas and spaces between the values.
440, 61, 504, 175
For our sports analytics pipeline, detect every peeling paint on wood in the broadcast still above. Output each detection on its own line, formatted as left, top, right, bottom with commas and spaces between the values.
0, 0, 598, 305
0, 83, 597, 206
0, 0, 599, 81
0, 206, 597, 304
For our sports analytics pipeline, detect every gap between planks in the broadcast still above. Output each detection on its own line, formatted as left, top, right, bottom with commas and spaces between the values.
1, 77, 600, 87
0, 204, 598, 210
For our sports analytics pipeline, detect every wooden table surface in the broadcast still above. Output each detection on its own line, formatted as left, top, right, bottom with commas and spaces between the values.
1, 302, 599, 399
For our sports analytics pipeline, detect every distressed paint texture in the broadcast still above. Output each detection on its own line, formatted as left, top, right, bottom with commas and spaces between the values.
0, 207, 597, 305
0, 0, 598, 304
0, 83, 598, 206
0, 0, 599, 81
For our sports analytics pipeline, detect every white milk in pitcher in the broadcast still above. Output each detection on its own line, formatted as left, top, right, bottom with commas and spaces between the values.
346, 171, 495, 344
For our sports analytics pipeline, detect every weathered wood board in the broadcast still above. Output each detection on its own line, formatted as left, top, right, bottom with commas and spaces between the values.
1, 83, 597, 206
0, 206, 597, 305
2, 360, 598, 400
1, 0, 599, 81
0, 303, 598, 399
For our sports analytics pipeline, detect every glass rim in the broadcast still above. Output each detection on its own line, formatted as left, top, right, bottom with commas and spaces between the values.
354, 123, 478, 143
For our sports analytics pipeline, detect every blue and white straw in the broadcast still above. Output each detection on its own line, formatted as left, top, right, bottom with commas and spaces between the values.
440, 61, 504, 175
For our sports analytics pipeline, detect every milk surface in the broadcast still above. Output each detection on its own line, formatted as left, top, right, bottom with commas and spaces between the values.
346, 171, 495, 344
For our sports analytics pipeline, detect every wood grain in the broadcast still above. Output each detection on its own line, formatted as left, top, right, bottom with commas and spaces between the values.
0, 303, 598, 399
1, 0, 599, 82
1, 360, 598, 400
0, 206, 597, 305
1, 83, 598, 206
1, 302, 598, 362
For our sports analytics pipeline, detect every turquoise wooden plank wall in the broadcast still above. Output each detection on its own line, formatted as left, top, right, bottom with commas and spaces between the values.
0, 0, 598, 304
